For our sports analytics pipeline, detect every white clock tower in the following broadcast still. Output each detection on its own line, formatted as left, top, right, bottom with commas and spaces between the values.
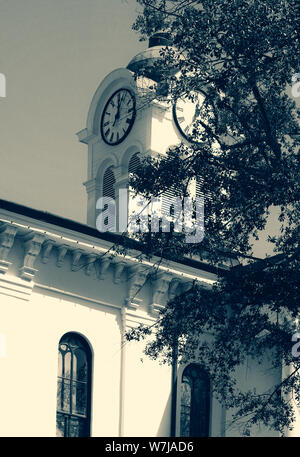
77, 33, 184, 230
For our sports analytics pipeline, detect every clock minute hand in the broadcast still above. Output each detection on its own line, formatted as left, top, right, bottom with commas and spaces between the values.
113, 97, 121, 126
192, 104, 201, 123
118, 92, 127, 116
116, 94, 124, 123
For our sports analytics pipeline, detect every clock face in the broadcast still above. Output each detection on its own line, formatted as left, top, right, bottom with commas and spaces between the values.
100, 89, 136, 145
173, 91, 213, 143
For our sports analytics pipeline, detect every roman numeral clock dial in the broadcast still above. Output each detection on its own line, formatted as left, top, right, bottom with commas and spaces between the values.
173, 91, 213, 143
100, 89, 136, 145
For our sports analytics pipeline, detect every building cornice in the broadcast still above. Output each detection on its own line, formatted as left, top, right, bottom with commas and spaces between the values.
0, 198, 225, 276
0, 202, 219, 315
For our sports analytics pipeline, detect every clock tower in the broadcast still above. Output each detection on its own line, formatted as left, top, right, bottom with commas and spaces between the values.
77, 33, 201, 231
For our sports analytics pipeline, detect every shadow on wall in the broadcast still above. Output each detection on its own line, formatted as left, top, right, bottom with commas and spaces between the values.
156, 392, 172, 437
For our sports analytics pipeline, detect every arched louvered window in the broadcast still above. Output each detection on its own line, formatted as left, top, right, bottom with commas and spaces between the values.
128, 152, 141, 175
180, 364, 210, 437
103, 166, 115, 199
56, 333, 92, 437
102, 166, 116, 230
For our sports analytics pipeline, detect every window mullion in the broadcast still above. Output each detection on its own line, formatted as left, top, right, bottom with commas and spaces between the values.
70, 350, 73, 415
61, 353, 65, 412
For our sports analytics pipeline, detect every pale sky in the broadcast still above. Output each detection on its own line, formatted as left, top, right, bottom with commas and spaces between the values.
0, 0, 144, 222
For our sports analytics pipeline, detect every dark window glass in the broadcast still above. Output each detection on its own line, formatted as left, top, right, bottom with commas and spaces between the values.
180, 364, 210, 437
56, 333, 92, 437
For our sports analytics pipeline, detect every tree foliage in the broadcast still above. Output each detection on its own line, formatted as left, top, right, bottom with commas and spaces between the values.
126, 0, 300, 435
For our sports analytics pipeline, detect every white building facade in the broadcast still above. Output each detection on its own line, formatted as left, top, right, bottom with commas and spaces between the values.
0, 38, 292, 437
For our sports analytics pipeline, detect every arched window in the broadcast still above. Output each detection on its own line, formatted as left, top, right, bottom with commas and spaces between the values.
180, 364, 210, 437
56, 333, 92, 437
102, 166, 116, 231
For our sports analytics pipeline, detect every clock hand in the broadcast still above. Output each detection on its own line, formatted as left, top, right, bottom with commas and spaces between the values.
192, 103, 201, 123
114, 92, 128, 126
112, 98, 121, 126
114, 96, 122, 124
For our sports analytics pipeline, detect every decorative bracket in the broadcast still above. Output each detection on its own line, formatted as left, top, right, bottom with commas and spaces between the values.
56, 245, 68, 268
71, 249, 83, 271
41, 240, 54, 264
85, 254, 98, 277
97, 256, 111, 280
125, 264, 149, 310
19, 233, 45, 281
168, 278, 180, 301
180, 280, 194, 294
113, 260, 127, 284
150, 272, 173, 315
0, 225, 18, 274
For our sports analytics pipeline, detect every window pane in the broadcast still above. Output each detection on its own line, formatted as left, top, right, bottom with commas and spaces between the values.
56, 413, 88, 437
74, 348, 88, 382
72, 381, 87, 416
69, 416, 87, 438
56, 412, 66, 437
57, 378, 62, 411
57, 379, 71, 413
64, 351, 71, 379
180, 380, 192, 437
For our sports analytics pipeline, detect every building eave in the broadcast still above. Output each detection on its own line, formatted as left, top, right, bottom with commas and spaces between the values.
0, 198, 225, 279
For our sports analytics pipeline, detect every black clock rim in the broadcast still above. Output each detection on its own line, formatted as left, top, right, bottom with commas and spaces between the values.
100, 88, 136, 146
172, 90, 208, 144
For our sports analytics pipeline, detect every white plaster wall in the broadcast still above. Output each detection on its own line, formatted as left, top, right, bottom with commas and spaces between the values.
0, 227, 172, 437
225, 353, 282, 437
0, 285, 122, 437
149, 103, 182, 155
123, 338, 172, 437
